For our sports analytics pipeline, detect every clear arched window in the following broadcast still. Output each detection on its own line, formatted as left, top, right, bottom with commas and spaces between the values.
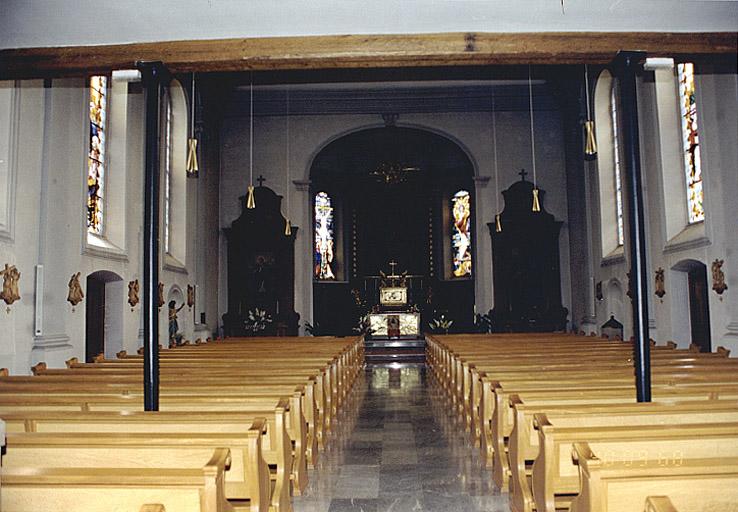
610, 84, 625, 246
677, 63, 705, 223
314, 191, 336, 280
451, 189, 472, 277
163, 90, 173, 254
87, 75, 108, 235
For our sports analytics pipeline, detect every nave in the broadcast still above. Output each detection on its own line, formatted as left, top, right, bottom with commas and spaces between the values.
293, 364, 508, 512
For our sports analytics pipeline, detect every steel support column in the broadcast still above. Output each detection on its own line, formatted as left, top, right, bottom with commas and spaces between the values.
137, 61, 167, 411
613, 51, 651, 402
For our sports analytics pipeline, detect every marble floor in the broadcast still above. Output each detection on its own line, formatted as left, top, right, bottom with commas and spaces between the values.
293, 364, 509, 512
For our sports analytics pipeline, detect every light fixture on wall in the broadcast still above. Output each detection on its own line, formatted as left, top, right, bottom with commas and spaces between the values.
491, 91, 502, 232
528, 66, 541, 212
186, 72, 200, 178
583, 65, 598, 160
284, 89, 292, 236
246, 76, 256, 209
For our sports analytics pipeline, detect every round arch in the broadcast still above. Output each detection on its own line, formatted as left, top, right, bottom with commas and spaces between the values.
85, 270, 124, 361
303, 122, 480, 182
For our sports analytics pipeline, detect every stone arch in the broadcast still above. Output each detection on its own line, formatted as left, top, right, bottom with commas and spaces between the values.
85, 270, 124, 361
303, 122, 481, 182
604, 277, 625, 330
670, 258, 711, 351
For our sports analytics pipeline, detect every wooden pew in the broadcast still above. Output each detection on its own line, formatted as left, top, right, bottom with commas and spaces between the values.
531, 420, 738, 512
3, 430, 273, 512
568, 443, 738, 512
2, 448, 235, 512
0, 392, 308, 495
507, 400, 738, 512
645, 497, 679, 512
0, 407, 293, 512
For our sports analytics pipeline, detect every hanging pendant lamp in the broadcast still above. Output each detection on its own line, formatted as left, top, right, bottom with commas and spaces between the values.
186, 72, 200, 178
246, 77, 256, 209
284, 89, 292, 236
528, 67, 541, 212
583, 64, 598, 160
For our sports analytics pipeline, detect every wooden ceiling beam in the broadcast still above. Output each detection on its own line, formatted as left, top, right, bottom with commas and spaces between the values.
1, 32, 736, 79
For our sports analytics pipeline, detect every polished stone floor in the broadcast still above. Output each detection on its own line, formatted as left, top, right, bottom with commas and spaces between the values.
293, 364, 509, 512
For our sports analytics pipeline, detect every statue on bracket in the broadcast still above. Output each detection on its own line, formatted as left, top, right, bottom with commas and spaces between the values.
654, 268, 666, 300
0, 263, 21, 308
158, 282, 165, 308
712, 259, 728, 295
187, 284, 195, 309
67, 272, 84, 308
128, 279, 139, 309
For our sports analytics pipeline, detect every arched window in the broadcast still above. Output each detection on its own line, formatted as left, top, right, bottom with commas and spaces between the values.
163, 91, 173, 254
87, 75, 108, 235
314, 191, 336, 280
677, 63, 705, 224
451, 189, 472, 277
610, 84, 625, 246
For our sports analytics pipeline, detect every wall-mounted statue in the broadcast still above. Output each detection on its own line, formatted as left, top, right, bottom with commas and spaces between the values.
158, 282, 165, 308
128, 279, 139, 308
187, 284, 195, 309
0, 263, 21, 306
712, 259, 728, 295
67, 272, 84, 307
654, 268, 666, 299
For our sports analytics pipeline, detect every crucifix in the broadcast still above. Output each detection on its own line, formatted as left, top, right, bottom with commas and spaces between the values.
518, 169, 528, 181
388, 260, 398, 276
256, 174, 266, 187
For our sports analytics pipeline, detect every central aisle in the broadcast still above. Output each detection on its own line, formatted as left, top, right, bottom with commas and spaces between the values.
294, 364, 509, 512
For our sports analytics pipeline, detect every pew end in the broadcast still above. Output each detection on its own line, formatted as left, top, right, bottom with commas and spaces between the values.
645, 496, 679, 512
31, 362, 47, 376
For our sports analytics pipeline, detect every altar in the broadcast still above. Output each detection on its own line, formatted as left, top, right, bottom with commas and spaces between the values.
366, 261, 422, 339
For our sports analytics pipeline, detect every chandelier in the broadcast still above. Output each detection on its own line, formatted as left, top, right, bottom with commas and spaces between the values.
370, 162, 420, 184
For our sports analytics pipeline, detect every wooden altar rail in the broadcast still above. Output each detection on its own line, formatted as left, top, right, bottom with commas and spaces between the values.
0, 336, 364, 512
425, 334, 738, 512
2, 448, 235, 512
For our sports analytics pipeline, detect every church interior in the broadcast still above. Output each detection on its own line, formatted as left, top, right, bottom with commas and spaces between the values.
0, 1, 737, 511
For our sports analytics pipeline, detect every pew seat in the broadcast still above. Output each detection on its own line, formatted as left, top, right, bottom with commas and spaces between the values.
1, 448, 235, 512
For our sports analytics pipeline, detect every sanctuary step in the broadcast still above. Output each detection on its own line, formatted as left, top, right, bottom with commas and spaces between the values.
364, 337, 426, 365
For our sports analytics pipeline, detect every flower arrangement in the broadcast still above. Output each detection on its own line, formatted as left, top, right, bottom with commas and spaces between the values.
353, 314, 375, 336
429, 314, 454, 334
244, 308, 272, 333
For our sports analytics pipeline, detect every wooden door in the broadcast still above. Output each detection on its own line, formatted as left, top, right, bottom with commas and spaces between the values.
85, 276, 105, 362
688, 265, 711, 352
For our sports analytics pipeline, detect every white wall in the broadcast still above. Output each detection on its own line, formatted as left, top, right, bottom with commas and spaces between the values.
590, 68, 738, 352
2, 1, 737, 49
0, 78, 220, 374
219, 95, 571, 332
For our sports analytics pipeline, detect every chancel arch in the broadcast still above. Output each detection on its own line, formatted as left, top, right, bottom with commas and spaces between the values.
309, 125, 475, 335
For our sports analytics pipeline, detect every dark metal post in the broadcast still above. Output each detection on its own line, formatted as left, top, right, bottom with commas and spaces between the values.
138, 61, 165, 411
613, 51, 651, 402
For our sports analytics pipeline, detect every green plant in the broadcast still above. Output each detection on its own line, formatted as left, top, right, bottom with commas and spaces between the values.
429, 314, 454, 334
244, 308, 272, 333
304, 321, 319, 336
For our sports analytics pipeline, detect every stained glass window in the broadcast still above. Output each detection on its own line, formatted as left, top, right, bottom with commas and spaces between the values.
610, 85, 625, 246
163, 92, 173, 254
677, 63, 704, 223
451, 190, 472, 277
87, 76, 108, 234
315, 191, 336, 280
